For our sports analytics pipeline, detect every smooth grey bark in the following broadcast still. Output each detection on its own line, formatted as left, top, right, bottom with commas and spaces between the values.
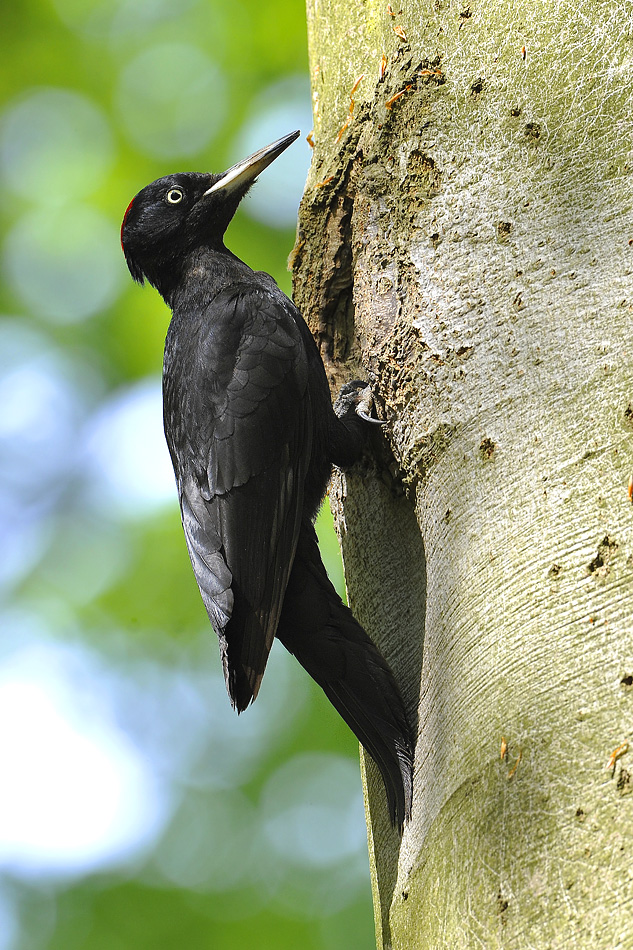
293, 0, 633, 947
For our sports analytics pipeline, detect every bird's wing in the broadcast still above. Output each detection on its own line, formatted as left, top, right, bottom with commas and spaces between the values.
165, 284, 311, 711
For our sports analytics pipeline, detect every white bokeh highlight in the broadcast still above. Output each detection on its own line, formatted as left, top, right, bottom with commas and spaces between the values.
84, 377, 175, 515
0, 642, 169, 879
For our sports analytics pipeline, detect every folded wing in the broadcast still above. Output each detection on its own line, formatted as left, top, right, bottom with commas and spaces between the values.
164, 285, 311, 710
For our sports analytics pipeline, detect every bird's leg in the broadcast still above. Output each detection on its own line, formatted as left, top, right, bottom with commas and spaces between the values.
329, 380, 382, 469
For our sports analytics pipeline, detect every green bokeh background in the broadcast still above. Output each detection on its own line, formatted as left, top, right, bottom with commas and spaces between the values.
0, 1, 374, 947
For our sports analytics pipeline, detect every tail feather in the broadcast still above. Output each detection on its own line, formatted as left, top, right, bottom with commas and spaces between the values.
320, 678, 413, 826
276, 524, 413, 828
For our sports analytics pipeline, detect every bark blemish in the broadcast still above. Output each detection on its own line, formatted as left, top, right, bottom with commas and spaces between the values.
496, 890, 509, 914
524, 121, 542, 140
406, 151, 442, 195
616, 768, 631, 794
479, 436, 496, 459
587, 535, 619, 577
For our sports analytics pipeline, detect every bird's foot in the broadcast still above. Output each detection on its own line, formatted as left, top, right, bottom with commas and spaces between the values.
334, 380, 384, 426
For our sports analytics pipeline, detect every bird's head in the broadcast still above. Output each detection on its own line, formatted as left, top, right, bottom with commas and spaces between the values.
121, 130, 300, 296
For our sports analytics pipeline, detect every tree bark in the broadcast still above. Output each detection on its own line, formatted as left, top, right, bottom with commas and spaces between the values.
292, 0, 633, 946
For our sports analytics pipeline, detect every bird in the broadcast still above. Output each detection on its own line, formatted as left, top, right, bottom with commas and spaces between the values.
120, 130, 413, 827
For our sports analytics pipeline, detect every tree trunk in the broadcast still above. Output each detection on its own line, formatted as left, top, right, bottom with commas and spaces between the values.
292, 0, 633, 946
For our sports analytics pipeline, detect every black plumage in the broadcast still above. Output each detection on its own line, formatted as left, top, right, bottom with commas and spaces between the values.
120, 131, 413, 826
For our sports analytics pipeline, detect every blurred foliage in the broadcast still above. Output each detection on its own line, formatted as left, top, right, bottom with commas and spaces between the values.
0, 0, 375, 948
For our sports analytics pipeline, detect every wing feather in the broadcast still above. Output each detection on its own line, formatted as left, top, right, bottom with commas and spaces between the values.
164, 285, 311, 710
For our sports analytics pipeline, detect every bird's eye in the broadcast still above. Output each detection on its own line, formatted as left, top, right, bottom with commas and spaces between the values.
166, 188, 184, 204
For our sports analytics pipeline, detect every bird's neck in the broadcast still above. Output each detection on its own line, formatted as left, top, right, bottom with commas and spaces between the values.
163, 245, 253, 311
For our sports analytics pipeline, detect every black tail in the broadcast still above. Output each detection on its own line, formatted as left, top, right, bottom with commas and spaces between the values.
275, 523, 413, 828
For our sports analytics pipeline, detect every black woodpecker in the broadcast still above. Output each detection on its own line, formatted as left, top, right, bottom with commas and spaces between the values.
120, 131, 413, 827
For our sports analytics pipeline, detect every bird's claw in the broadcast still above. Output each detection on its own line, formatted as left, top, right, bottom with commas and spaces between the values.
357, 408, 384, 425
335, 381, 384, 426
354, 385, 384, 426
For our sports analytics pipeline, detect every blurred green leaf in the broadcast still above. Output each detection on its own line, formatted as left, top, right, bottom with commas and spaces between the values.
0, 2, 374, 947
